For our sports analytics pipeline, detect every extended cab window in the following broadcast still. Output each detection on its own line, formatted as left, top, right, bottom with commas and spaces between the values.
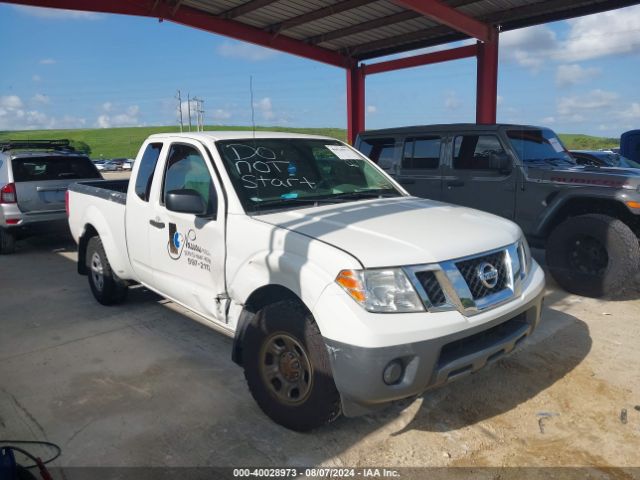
453, 135, 506, 170
402, 137, 441, 170
357, 137, 397, 170
162, 144, 216, 213
134, 143, 162, 201
11, 156, 100, 182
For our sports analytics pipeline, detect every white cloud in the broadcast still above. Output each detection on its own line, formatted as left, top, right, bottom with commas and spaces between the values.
618, 103, 640, 120
0, 94, 85, 130
0, 95, 24, 109
32, 74, 42, 82
13, 5, 101, 20
500, 25, 557, 72
444, 91, 461, 110
211, 108, 232, 121
96, 103, 140, 128
557, 89, 619, 115
253, 97, 274, 121
559, 5, 640, 62
39, 58, 56, 65
216, 41, 278, 61
542, 116, 556, 124
31, 94, 50, 105
555, 64, 600, 87
366, 105, 377, 114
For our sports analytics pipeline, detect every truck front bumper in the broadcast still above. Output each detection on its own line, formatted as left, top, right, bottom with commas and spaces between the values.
317, 264, 545, 416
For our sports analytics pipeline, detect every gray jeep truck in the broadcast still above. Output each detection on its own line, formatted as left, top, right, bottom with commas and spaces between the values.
0, 139, 102, 253
355, 124, 640, 298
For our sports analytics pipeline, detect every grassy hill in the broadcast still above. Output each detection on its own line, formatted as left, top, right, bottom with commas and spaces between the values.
0, 126, 619, 158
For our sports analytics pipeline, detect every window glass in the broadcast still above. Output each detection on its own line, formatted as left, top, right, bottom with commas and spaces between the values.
357, 137, 397, 170
506, 128, 575, 166
402, 137, 440, 170
134, 143, 162, 201
11, 156, 100, 182
453, 135, 506, 170
162, 144, 215, 213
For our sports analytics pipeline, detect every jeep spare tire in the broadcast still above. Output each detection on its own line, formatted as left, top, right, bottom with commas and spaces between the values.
546, 214, 640, 298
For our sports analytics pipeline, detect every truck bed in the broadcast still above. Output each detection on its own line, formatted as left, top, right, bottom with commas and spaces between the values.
68, 179, 129, 204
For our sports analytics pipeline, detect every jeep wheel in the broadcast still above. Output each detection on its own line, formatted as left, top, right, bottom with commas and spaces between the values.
546, 214, 640, 297
86, 236, 128, 305
0, 228, 16, 254
242, 300, 341, 431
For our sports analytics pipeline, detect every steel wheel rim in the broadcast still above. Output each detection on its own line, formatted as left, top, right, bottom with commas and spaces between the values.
90, 252, 105, 291
569, 235, 608, 276
259, 332, 313, 406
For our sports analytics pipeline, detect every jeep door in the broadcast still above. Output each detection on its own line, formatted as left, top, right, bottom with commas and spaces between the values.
396, 135, 444, 200
441, 131, 516, 219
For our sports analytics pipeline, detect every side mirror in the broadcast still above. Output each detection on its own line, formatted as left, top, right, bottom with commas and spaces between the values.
166, 189, 208, 215
490, 152, 512, 175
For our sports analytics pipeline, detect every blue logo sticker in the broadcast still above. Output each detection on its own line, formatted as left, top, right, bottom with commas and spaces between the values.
288, 162, 297, 176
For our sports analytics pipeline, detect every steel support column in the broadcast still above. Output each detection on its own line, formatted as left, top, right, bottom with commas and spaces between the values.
347, 66, 365, 145
476, 27, 499, 124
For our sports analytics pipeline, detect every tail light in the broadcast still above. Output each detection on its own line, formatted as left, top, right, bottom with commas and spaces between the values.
65, 189, 70, 217
0, 183, 16, 204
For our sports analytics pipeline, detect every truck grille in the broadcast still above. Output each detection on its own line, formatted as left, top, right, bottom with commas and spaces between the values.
414, 270, 447, 307
455, 250, 508, 300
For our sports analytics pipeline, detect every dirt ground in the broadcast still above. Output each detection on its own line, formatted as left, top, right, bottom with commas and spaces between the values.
0, 215, 639, 474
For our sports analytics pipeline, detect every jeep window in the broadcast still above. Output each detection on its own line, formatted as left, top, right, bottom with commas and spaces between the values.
216, 138, 401, 212
402, 137, 441, 170
453, 135, 506, 170
11, 156, 101, 182
507, 128, 575, 166
161, 143, 216, 213
134, 143, 163, 201
357, 137, 397, 170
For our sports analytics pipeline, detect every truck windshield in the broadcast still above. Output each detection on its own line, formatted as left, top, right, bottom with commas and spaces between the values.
216, 138, 402, 212
506, 128, 575, 166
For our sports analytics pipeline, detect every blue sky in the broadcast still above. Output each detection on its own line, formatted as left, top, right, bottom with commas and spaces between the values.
1, 3, 639, 137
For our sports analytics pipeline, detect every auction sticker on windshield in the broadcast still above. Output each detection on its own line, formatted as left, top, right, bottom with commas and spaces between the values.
325, 145, 362, 160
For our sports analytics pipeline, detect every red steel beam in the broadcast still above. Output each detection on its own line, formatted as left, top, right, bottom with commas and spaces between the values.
347, 66, 365, 145
364, 44, 477, 75
476, 28, 499, 124
1, 0, 351, 68
392, 0, 490, 42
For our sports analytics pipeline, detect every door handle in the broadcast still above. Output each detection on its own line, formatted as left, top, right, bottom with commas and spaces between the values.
149, 219, 165, 229
399, 178, 416, 185
447, 180, 465, 188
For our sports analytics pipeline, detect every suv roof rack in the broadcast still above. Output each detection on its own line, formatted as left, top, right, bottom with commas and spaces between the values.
0, 139, 76, 153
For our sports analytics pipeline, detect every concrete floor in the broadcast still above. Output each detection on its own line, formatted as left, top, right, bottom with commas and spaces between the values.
1, 229, 639, 471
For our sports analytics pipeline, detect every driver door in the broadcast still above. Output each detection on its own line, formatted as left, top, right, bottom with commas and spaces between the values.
147, 139, 227, 323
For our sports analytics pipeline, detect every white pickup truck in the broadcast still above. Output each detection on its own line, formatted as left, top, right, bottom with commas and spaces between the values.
67, 132, 545, 431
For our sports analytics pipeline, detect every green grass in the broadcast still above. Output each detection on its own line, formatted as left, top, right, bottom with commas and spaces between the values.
0, 126, 347, 159
0, 126, 619, 158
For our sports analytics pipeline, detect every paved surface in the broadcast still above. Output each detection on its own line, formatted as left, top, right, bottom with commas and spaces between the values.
0, 221, 639, 469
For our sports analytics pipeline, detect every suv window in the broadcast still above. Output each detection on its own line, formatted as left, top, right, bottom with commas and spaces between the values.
357, 137, 397, 170
162, 144, 216, 213
402, 137, 441, 170
11, 156, 100, 182
134, 143, 163, 201
453, 135, 505, 170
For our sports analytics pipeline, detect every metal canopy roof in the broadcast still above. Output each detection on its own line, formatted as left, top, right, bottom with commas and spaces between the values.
178, 0, 640, 60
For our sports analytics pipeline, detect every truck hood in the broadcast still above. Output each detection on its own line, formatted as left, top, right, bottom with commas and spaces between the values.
256, 197, 521, 268
526, 164, 640, 189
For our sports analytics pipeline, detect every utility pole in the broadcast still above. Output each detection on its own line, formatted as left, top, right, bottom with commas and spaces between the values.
193, 97, 205, 131
193, 96, 201, 131
200, 98, 205, 131
176, 90, 183, 132
187, 93, 192, 132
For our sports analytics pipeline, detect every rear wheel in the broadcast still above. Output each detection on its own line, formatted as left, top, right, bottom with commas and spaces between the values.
86, 236, 128, 305
0, 228, 16, 254
546, 214, 640, 297
242, 300, 341, 431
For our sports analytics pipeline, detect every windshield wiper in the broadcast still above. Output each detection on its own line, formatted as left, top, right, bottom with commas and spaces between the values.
329, 189, 401, 200
250, 196, 347, 211
526, 157, 575, 166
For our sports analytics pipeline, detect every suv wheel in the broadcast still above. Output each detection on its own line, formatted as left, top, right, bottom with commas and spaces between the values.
86, 236, 128, 305
546, 214, 640, 297
0, 228, 16, 254
242, 300, 341, 431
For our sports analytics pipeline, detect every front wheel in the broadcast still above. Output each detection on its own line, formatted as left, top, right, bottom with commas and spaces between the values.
86, 236, 128, 305
546, 214, 640, 297
242, 300, 341, 431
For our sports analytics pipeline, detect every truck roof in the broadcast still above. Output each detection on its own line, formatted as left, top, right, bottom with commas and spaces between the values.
147, 131, 339, 142
359, 123, 546, 136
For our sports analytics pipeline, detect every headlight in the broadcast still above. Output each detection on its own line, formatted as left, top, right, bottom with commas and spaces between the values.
518, 237, 532, 278
336, 268, 424, 313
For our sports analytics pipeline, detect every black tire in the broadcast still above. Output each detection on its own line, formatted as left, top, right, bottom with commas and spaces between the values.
546, 214, 640, 297
86, 236, 128, 305
0, 228, 16, 254
242, 300, 341, 431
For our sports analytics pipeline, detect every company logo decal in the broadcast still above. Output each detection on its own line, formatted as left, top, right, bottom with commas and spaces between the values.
167, 223, 212, 271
